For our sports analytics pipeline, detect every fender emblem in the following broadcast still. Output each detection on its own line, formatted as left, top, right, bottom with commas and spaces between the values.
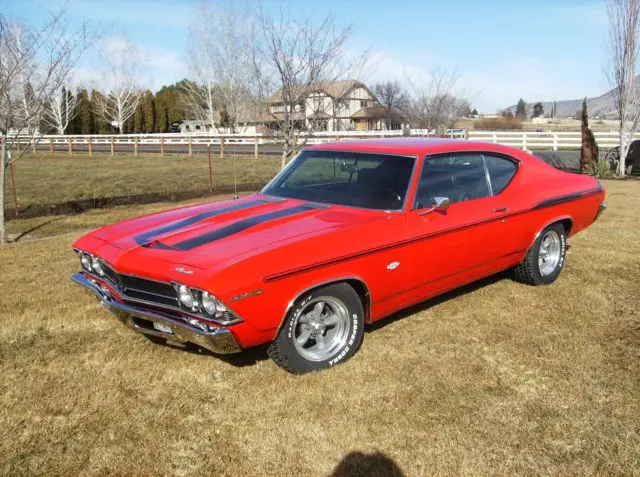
387, 261, 400, 270
175, 267, 194, 275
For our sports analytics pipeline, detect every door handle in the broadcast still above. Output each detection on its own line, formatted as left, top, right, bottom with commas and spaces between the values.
492, 207, 508, 213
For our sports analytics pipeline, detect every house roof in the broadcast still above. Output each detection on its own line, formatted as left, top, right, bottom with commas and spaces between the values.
268, 80, 370, 103
350, 106, 406, 120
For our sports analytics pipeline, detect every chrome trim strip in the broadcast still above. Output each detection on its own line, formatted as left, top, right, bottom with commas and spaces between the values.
72, 273, 241, 354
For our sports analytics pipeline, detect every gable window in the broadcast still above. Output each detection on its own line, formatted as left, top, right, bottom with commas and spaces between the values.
360, 100, 368, 108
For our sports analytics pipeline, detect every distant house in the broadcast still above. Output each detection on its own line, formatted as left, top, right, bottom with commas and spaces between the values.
267, 80, 406, 132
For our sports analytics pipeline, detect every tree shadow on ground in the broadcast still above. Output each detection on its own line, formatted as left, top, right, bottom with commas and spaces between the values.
328, 451, 405, 477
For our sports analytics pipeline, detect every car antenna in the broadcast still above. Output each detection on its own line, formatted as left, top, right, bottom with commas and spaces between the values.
232, 140, 238, 199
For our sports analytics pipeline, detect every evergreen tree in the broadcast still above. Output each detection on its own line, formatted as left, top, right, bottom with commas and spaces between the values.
515, 98, 527, 119
471, 108, 478, 116
580, 98, 598, 173
142, 90, 155, 133
532, 102, 544, 118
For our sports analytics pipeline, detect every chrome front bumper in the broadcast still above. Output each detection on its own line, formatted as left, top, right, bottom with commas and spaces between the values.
72, 272, 241, 354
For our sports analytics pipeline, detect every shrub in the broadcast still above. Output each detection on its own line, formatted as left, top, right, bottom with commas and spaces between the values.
585, 158, 613, 178
473, 118, 523, 130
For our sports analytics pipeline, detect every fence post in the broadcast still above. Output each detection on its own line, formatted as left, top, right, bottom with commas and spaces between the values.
220, 136, 225, 158
49, 138, 54, 153
492, 133, 497, 144
32, 139, 36, 154
160, 136, 164, 156
522, 133, 527, 151
68, 137, 72, 155
134, 137, 139, 157
9, 162, 19, 218
208, 143, 213, 192
88, 136, 93, 156
188, 136, 193, 157
110, 136, 115, 156
254, 136, 259, 159
553, 134, 558, 151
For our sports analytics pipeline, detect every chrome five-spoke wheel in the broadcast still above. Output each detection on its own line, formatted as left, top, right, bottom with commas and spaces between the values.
267, 282, 365, 374
292, 297, 350, 362
538, 230, 561, 276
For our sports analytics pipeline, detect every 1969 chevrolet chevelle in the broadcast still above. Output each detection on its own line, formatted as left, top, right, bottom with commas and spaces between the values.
72, 138, 606, 373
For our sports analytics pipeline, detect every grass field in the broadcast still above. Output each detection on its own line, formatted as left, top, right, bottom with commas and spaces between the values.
1, 180, 639, 476
5, 153, 281, 213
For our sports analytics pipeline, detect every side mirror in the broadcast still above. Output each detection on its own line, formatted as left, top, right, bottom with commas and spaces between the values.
419, 196, 450, 216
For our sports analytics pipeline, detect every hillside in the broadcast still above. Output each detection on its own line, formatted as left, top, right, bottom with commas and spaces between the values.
502, 77, 640, 119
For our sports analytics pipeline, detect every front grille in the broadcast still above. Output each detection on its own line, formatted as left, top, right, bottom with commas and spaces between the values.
101, 263, 178, 307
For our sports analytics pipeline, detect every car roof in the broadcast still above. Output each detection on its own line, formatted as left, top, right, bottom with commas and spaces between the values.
306, 138, 531, 163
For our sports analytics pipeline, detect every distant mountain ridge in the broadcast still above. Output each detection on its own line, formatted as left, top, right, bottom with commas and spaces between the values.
503, 77, 640, 119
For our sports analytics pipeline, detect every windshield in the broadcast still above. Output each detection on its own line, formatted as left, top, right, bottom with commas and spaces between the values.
261, 150, 415, 210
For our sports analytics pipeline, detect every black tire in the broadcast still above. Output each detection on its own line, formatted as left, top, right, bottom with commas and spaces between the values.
267, 283, 365, 374
514, 223, 567, 285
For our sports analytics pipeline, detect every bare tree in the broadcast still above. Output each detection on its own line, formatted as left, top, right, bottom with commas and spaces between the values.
372, 80, 409, 111
605, 0, 640, 177
0, 11, 88, 243
93, 38, 142, 134
406, 68, 465, 133
42, 86, 78, 134
252, 8, 367, 168
187, 1, 254, 133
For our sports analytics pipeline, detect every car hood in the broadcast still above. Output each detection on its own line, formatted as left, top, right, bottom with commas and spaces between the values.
88, 194, 387, 272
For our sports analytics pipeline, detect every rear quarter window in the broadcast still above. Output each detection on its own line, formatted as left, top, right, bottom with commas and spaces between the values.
484, 154, 518, 194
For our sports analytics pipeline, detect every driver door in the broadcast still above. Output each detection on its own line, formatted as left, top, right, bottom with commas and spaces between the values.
402, 153, 512, 305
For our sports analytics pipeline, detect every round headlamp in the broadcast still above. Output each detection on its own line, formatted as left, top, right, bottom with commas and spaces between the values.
178, 285, 195, 308
91, 256, 105, 276
200, 292, 217, 315
80, 253, 92, 271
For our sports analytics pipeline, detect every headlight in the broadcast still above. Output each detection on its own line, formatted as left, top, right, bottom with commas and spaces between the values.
178, 285, 195, 308
200, 292, 217, 315
91, 256, 105, 276
80, 253, 92, 271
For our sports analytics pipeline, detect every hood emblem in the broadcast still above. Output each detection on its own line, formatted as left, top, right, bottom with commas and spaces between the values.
387, 261, 400, 270
175, 267, 194, 275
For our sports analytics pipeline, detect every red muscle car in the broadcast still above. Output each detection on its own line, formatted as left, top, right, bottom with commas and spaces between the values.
72, 138, 606, 373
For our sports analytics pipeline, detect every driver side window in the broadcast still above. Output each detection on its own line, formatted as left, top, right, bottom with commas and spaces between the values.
414, 154, 491, 209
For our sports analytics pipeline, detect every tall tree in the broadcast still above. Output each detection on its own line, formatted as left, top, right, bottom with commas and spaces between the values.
70, 88, 93, 134
142, 90, 155, 133
92, 38, 142, 134
515, 98, 527, 119
187, 1, 254, 132
605, 0, 640, 177
252, 8, 367, 168
580, 98, 599, 173
42, 86, 78, 134
532, 102, 544, 118
372, 80, 409, 110
0, 11, 88, 242
406, 68, 467, 132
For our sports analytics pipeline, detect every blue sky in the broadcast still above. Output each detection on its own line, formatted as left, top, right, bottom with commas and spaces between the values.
5, 0, 609, 112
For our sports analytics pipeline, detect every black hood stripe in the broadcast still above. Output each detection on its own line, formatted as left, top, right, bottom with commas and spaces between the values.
172, 204, 321, 250
135, 199, 268, 245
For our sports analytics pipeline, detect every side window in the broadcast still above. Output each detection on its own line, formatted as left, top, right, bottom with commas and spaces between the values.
484, 154, 517, 194
415, 154, 490, 208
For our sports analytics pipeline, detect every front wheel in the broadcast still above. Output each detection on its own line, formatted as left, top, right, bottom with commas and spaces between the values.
514, 223, 567, 285
267, 283, 365, 374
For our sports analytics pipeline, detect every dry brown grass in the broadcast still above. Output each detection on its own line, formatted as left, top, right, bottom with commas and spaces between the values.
5, 153, 281, 210
1, 181, 639, 476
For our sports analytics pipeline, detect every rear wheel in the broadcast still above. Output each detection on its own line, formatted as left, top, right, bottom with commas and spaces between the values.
514, 223, 567, 285
267, 283, 365, 374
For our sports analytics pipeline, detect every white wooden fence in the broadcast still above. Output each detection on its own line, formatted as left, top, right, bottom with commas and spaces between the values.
7, 129, 637, 155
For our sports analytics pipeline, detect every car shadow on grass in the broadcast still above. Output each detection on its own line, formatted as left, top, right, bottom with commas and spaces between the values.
367, 269, 512, 333
147, 269, 514, 368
